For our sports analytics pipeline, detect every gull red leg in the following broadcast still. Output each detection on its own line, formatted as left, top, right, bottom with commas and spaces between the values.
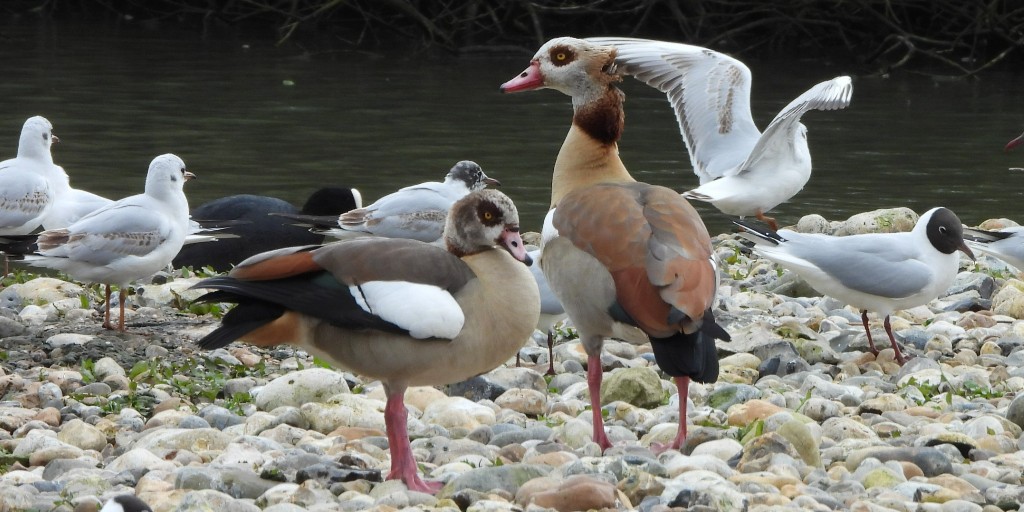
755, 209, 779, 232
587, 352, 612, 451
861, 310, 880, 356
384, 385, 442, 493
883, 315, 907, 365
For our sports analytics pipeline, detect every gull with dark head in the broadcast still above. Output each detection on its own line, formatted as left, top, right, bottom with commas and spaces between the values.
735, 207, 974, 365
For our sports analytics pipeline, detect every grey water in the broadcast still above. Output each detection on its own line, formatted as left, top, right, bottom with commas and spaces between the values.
2, 20, 1022, 237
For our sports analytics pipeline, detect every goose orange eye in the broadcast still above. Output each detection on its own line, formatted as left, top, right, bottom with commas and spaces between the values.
483, 212, 494, 220
556, 53, 566, 61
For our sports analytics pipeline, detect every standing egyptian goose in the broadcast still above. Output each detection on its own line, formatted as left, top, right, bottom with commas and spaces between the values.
501, 37, 730, 452
1007, 130, 1023, 152
16, 154, 194, 331
584, 37, 853, 230
192, 189, 540, 493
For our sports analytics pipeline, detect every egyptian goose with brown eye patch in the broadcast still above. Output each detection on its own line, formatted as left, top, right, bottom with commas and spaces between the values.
501, 37, 730, 453
191, 188, 540, 493
9, 154, 194, 332
584, 37, 852, 231
1007, 130, 1024, 152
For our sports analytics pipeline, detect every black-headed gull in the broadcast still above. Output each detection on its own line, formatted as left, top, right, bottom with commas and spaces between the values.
191, 189, 539, 492
0, 116, 66, 235
100, 495, 152, 512
963, 226, 1024, 271
735, 207, 975, 365
277, 160, 499, 243
585, 37, 853, 230
173, 186, 362, 272
19, 154, 194, 331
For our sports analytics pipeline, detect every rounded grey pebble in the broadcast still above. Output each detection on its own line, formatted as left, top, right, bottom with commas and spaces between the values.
75, 382, 113, 396
490, 426, 553, 447
562, 360, 585, 374
1006, 393, 1024, 430
178, 415, 212, 429
548, 373, 584, 392
30, 481, 62, 493
175, 467, 218, 490
466, 425, 493, 444
198, 405, 245, 430
144, 344, 170, 358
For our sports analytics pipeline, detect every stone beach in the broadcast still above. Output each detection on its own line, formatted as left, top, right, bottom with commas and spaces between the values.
0, 208, 1023, 511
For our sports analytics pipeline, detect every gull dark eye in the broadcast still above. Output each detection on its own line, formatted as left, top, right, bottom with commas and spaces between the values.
42, 134, 48, 141
939, 226, 948, 235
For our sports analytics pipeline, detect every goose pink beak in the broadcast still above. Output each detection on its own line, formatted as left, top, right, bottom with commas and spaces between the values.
500, 61, 543, 93
500, 227, 531, 265
1006, 133, 1024, 152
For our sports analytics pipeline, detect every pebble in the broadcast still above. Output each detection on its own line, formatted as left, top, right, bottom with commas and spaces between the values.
0, 213, 1021, 510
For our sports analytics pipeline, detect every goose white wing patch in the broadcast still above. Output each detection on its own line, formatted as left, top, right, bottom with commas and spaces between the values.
351, 281, 464, 339
541, 208, 559, 246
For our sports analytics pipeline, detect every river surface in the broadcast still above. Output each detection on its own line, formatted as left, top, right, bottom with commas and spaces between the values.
2, 20, 1023, 236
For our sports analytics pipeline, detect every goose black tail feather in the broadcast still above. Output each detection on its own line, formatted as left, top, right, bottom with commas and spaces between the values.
649, 309, 728, 383
191, 274, 407, 336
197, 300, 284, 350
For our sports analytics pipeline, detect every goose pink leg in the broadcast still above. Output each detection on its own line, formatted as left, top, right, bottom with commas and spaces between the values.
587, 353, 613, 451
384, 386, 442, 493
652, 377, 690, 454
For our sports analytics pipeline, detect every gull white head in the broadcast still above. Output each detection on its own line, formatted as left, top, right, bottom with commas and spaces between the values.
18, 116, 58, 162
144, 153, 195, 198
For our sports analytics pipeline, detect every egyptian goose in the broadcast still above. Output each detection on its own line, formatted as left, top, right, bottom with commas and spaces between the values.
1007, 130, 1023, 152
585, 37, 853, 230
736, 207, 974, 365
192, 189, 540, 493
173, 187, 362, 272
277, 160, 499, 243
501, 37, 730, 452
15, 154, 194, 331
